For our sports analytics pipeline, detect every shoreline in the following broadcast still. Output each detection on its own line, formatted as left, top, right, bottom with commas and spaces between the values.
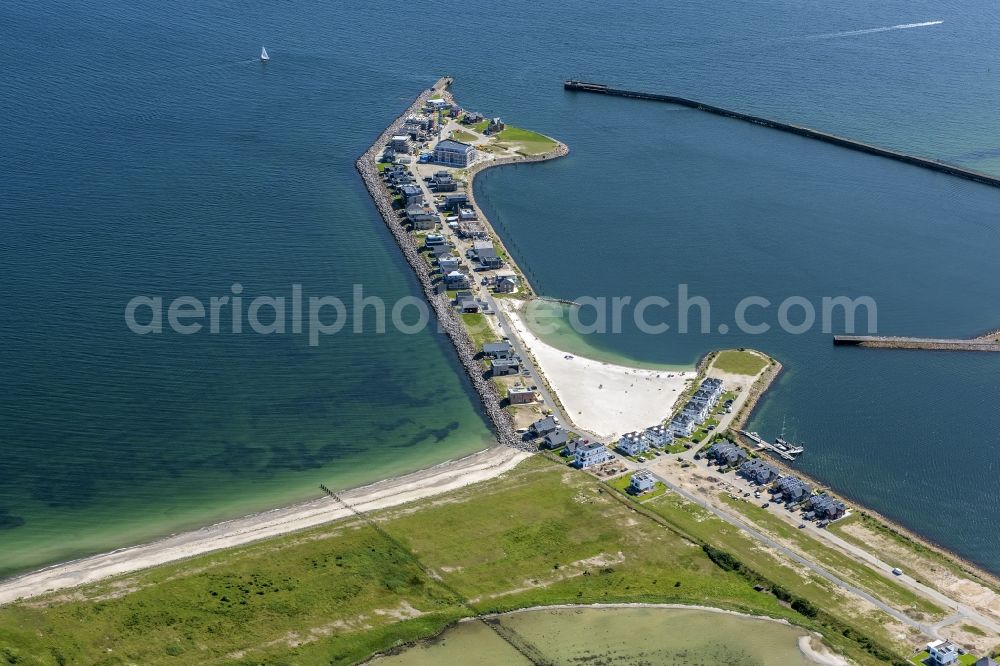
729, 355, 1000, 592
3, 75, 997, 618
0, 446, 529, 605
0, 76, 565, 605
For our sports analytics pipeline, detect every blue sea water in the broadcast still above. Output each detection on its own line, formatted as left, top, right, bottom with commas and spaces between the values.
1, 0, 998, 575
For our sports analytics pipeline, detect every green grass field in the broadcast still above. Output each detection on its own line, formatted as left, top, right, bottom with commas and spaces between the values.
460, 312, 500, 349
0, 457, 911, 665
712, 350, 769, 375
606, 473, 668, 501
494, 127, 558, 155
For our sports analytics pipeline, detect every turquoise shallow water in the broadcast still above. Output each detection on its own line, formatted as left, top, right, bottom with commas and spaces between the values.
2, 0, 999, 575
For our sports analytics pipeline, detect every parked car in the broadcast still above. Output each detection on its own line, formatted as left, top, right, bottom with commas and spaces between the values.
761, 502, 770, 508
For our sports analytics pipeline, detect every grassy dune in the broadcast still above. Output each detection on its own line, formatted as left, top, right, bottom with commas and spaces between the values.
0, 456, 907, 665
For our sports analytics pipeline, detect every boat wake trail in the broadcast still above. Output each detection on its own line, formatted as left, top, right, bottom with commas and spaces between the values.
805, 20, 943, 40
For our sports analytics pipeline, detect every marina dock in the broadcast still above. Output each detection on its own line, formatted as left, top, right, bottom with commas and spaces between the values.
736, 429, 802, 461
833, 335, 1000, 352
563, 80, 1000, 190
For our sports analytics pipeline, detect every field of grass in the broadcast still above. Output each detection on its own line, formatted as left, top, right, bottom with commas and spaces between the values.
494, 127, 558, 155
460, 312, 500, 349
712, 350, 769, 376
0, 457, 912, 665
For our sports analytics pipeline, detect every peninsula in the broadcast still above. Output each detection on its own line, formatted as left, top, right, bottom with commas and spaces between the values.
1, 78, 999, 666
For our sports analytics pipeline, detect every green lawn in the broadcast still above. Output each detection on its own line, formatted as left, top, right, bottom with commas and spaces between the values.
460, 312, 500, 349
712, 350, 769, 376
606, 474, 668, 501
0, 457, 909, 665
494, 126, 559, 155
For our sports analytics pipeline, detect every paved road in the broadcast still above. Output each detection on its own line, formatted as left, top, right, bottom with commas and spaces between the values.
672, 453, 1000, 636
633, 453, 1000, 637
636, 463, 941, 636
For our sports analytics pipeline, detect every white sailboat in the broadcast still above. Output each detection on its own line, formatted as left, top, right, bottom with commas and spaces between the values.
260, 46, 270, 62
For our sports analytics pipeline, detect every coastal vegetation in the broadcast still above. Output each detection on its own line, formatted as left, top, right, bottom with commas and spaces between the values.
0, 456, 905, 665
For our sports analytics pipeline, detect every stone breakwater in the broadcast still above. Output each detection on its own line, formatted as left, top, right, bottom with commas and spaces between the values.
355, 77, 536, 453
833, 335, 1000, 352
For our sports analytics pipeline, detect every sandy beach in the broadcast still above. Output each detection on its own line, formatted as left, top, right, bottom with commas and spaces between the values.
0, 446, 529, 606
503, 302, 694, 439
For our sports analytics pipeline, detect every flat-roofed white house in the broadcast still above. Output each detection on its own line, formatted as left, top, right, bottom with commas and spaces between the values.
629, 471, 656, 494
926, 640, 960, 666
642, 426, 671, 447
575, 441, 610, 469
434, 139, 476, 167
617, 432, 648, 457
